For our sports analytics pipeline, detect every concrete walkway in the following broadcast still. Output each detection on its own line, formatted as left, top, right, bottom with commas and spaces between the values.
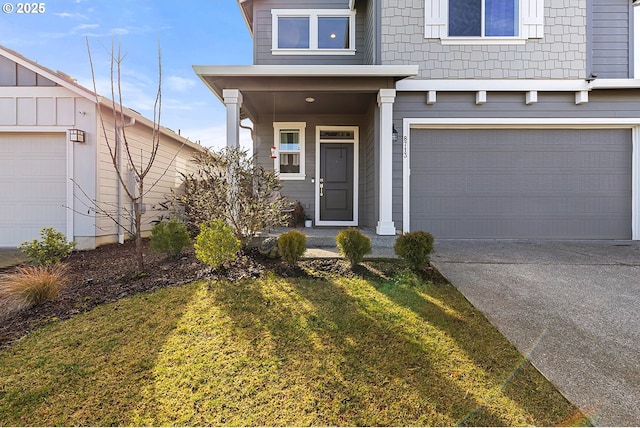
431, 240, 640, 427
264, 227, 398, 258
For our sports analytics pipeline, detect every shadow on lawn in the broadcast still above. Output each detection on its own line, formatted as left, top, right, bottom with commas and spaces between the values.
375, 280, 591, 426
201, 275, 532, 426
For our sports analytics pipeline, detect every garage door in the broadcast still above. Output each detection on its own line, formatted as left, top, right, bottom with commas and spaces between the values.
410, 129, 632, 239
0, 133, 67, 247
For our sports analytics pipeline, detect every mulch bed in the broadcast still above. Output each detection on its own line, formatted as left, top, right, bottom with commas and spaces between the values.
0, 239, 447, 350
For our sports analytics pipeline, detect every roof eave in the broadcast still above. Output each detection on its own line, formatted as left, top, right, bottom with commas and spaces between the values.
193, 64, 419, 79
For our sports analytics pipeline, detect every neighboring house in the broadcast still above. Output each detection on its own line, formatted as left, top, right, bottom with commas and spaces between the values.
0, 45, 206, 249
195, 0, 640, 240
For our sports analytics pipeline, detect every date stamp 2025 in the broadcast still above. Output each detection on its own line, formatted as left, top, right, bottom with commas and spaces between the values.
2, 2, 46, 14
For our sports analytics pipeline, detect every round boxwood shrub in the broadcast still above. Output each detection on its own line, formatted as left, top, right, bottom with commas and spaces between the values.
194, 220, 241, 269
336, 228, 371, 268
278, 230, 306, 266
394, 231, 434, 271
150, 218, 191, 257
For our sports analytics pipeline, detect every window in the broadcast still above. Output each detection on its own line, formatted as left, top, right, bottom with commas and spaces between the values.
449, 0, 518, 37
272, 9, 356, 55
273, 122, 306, 179
425, 0, 544, 42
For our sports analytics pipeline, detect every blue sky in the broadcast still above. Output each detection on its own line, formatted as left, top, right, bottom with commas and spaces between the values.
0, 0, 254, 149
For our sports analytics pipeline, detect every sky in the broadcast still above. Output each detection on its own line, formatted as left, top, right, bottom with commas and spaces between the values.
0, 0, 254, 150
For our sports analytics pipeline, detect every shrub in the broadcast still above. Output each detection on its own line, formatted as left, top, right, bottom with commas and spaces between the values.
394, 231, 435, 271
150, 218, 191, 257
0, 265, 68, 319
278, 230, 306, 266
336, 228, 371, 268
19, 227, 75, 266
194, 220, 241, 269
166, 148, 291, 248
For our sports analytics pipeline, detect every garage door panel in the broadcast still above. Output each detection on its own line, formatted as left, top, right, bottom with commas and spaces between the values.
0, 134, 66, 246
410, 129, 632, 239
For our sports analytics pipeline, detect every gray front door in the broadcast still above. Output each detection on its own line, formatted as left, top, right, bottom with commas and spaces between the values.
320, 143, 354, 222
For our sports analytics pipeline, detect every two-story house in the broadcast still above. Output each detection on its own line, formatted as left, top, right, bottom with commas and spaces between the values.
195, 0, 640, 241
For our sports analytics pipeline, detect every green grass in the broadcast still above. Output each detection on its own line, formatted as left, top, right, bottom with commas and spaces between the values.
0, 267, 589, 426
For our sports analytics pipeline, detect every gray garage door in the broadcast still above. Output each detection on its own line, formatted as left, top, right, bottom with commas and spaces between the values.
410, 129, 632, 239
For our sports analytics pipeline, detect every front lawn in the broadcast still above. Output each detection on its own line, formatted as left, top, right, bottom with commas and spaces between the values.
0, 266, 588, 426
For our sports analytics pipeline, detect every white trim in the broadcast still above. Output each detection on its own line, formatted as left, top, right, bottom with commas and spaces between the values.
396, 79, 591, 92
223, 89, 243, 148
194, 64, 419, 78
591, 79, 640, 89
440, 37, 526, 45
273, 122, 306, 180
402, 117, 640, 240
526, 90, 538, 104
425, 0, 543, 41
635, 6, 640, 79
272, 49, 356, 56
65, 130, 74, 245
633, 128, 640, 240
405, 118, 640, 128
475, 90, 487, 105
315, 126, 359, 227
377, 89, 396, 235
271, 9, 356, 54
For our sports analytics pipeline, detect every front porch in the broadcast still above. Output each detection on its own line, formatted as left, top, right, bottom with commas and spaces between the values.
193, 64, 418, 236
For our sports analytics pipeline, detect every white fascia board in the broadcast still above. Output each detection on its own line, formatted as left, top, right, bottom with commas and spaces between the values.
396, 79, 591, 92
193, 64, 419, 78
591, 79, 640, 89
405, 118, 640, 128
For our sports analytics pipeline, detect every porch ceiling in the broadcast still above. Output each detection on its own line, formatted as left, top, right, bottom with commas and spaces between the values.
193, 65, 419, 122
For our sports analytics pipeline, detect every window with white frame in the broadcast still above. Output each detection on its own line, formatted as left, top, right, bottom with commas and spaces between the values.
425, 0, 544, 42
272, 9, 356, 55
273, 122, 306, 180
449, 0, 518, 37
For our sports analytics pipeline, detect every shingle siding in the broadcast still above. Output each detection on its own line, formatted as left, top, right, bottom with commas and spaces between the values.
380, 0, 588, 79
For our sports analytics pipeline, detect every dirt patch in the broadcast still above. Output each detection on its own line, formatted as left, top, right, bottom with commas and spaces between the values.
0, 240, 447, 349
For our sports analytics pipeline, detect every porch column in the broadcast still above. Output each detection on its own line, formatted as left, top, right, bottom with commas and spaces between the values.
376, 88, 397, 235
223, 89, 243, 148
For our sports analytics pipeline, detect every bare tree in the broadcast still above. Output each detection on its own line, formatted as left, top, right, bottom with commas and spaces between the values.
86, 38, 163, 272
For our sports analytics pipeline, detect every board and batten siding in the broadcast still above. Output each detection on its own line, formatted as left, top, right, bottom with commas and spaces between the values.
252, 0, 367, 65
359, 103, 377, 228
589, 0, 632, 78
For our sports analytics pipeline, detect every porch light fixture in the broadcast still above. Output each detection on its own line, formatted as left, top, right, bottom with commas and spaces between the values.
68, 128, 86, 143
305, 97, 315, 103
392, 125, 399, 142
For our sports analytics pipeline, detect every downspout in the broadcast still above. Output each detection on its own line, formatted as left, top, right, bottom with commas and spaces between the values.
116, 117, 136, 244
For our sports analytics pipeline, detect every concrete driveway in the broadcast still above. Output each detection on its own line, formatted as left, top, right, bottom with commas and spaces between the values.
431, 240, 640, 427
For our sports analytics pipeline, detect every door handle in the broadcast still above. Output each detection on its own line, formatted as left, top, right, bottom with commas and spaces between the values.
319, 178, 324, 197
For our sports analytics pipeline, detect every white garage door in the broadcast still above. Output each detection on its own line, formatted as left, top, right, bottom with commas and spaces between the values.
0, 133, 67, 247
410, 129, 632, 239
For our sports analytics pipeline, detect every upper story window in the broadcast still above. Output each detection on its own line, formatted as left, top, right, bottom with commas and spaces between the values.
272, 9, 356, 55
449, 0, 518, 37
425, 0, 544, 44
